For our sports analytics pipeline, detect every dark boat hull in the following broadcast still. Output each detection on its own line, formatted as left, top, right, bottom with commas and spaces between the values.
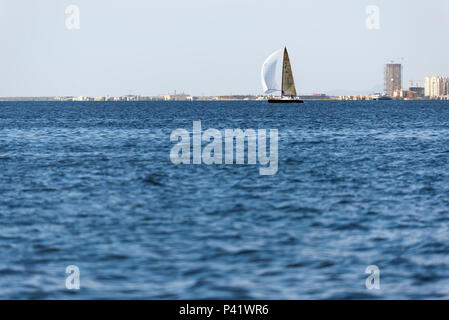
268, 98, 304, 104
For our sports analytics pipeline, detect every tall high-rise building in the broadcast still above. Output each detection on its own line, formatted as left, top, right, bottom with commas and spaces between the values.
425, 76, 449, 98
385, 64, 402, 97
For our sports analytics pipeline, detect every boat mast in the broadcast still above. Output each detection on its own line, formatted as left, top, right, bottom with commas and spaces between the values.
281, 47, 286, 98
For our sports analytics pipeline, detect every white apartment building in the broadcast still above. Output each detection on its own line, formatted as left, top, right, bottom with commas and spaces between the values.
425, 76, 449, 98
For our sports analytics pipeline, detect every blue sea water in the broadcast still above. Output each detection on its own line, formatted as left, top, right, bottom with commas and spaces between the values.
1, 100, 449, 299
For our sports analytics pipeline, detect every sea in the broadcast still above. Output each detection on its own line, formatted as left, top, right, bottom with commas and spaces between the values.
0, 100, 449, 299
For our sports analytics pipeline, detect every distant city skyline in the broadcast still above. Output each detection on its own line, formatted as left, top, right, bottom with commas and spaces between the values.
1, 0, 448, 97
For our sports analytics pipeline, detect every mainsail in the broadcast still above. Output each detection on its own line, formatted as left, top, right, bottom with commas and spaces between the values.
281, 48, 297, 97
261, 48, 283, 94
261, 47, 298, 97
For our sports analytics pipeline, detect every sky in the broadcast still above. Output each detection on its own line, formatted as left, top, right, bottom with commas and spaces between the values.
0, 0, 448, 96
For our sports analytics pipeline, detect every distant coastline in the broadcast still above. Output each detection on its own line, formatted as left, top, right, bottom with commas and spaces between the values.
0, 95, 447, 102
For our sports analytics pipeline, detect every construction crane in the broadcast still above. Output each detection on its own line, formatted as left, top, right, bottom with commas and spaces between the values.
409, 80, 422, 88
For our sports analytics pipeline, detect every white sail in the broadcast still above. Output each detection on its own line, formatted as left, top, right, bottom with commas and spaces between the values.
261, 48, 283, 95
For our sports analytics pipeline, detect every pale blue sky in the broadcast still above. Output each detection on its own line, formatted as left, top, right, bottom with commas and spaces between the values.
0, 0, 448, 96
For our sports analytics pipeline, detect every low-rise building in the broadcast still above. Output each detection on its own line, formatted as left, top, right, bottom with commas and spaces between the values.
163, 94, 193, 101
409, 87, 425, 97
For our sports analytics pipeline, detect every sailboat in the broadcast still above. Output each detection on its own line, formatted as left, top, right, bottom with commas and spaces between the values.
261, 47, 304, 103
